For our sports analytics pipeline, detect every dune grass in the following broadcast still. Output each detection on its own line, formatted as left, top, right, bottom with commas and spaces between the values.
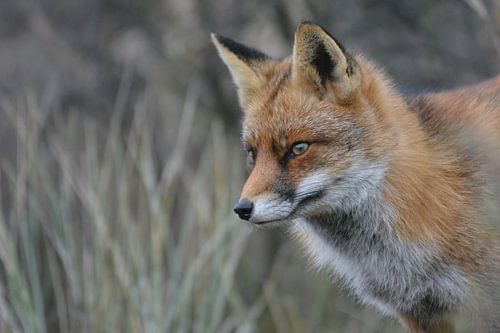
0, 84, 404, 332
0, 83, 257, 332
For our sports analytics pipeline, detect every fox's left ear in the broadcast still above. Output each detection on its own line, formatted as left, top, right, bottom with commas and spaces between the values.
211, 34, 272, 107
292, 23, 361, 103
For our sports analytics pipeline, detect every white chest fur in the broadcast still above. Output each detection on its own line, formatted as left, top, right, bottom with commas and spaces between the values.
288, 217, 468, 317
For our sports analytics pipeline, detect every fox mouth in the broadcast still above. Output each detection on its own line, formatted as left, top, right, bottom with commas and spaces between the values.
252, 217, 294, 229
251, 190, 325, 227
252, 215, 293, 225
254, 219, 286, 226
293, 190, 325, 212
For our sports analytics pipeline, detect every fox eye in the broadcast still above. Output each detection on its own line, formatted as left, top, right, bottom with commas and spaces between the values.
291, 142, 310, 157
246, 150, 255, 166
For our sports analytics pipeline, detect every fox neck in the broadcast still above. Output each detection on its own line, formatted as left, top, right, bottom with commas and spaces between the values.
358, 60, 480, 245
295, 188, 395, 260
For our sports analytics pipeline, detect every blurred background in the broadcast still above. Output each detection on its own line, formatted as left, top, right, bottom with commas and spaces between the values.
0, 0, 498, 332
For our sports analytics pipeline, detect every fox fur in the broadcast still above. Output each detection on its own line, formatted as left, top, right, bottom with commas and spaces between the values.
212, 22, 500, 332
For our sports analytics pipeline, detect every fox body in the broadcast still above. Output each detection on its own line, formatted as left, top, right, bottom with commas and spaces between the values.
212, 23, 500, 332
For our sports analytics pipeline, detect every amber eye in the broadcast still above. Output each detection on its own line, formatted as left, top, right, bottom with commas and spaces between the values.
246, 150, 255, 166
291, 142, 310, 156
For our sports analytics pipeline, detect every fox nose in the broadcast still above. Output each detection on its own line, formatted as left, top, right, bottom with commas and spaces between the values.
233, 199, 253, 221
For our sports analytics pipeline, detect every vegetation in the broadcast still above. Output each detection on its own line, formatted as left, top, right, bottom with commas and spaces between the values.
0, 1, 497, 332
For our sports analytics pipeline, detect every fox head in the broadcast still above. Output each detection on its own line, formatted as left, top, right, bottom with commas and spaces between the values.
212, 23, 396, 227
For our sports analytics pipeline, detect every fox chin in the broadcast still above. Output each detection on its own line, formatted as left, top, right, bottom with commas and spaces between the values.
212, 22, 500, 333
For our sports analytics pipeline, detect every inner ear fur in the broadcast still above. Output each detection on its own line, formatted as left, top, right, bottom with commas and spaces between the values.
292, 22, 361, 103
211, 34, 272, 107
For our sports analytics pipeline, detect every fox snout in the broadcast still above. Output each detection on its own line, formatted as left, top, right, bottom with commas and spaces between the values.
231, 171, 333, 226
233, 199, 253, 220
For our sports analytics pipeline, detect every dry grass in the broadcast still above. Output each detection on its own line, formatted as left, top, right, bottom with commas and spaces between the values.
2, 1, 498, 331
0, 78, 405, 332
0, 84, 252, 332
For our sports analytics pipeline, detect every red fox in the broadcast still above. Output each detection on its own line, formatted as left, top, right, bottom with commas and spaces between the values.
212, 22, 500, 333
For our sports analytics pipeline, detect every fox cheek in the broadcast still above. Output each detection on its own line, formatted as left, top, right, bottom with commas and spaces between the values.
270, 180, 296, 202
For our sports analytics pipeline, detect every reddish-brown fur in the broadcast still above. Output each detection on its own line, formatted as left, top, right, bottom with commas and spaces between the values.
213, 23, 500, 332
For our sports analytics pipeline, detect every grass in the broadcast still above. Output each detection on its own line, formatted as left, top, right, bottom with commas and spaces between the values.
0, 81, 403, 332
0, 82, 252, 332
0, 1, 497, 331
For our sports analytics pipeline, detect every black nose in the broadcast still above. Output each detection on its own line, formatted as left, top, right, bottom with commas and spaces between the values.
233, 199, 253, 221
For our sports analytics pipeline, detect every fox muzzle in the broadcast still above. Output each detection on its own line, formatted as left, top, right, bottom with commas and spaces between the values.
233, 199, 253, 220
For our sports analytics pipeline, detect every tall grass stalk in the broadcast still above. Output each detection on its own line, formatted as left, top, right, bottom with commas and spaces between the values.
0, 86, 252, 332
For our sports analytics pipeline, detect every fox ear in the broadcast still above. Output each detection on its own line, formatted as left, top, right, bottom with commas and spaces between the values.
211, 34, 271, 107
292, 23, 361, 103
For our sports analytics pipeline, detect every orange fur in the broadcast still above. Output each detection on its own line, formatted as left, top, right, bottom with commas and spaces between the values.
213, 23, 500, 332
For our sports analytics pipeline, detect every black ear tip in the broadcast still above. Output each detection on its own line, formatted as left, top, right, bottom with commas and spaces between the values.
295, 22, 346, 54
297, 20, 318, 32
211, 33, 234, 46
211, 34, 240, 48
212, 34, 269, 62
214, 35, 237, 48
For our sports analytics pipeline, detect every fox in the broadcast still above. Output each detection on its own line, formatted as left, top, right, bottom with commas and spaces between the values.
211, 22, 500, 332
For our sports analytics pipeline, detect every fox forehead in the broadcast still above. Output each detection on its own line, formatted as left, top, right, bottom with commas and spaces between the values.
241, 72, 364, 151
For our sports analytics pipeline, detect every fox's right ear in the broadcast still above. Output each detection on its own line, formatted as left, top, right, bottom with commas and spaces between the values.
292, 23, 361, 104
211, 34, 271, 107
